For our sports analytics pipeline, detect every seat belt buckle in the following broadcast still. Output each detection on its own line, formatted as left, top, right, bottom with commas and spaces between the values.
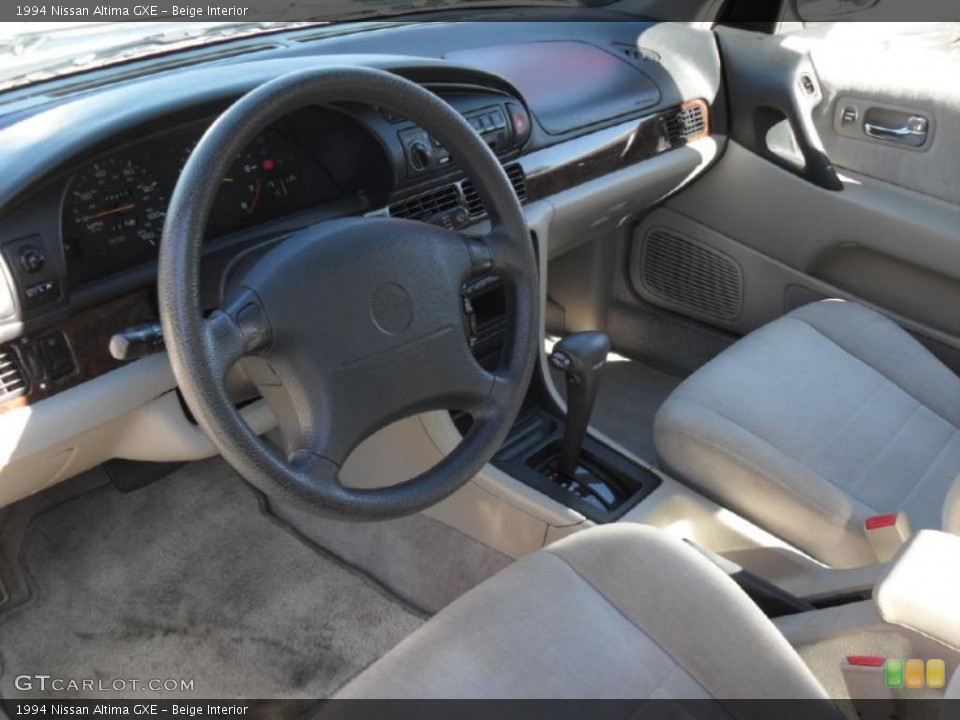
842, 656, 898, 716
865, 512, 911, 563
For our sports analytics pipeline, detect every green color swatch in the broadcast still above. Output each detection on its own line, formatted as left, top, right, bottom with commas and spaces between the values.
885, 659, 904, 688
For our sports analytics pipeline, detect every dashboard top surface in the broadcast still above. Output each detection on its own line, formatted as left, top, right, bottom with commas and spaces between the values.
0, 20, 720, 348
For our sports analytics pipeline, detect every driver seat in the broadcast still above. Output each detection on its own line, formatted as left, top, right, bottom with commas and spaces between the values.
337, 524, 832, 701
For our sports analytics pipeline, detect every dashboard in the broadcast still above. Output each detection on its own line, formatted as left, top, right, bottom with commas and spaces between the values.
0, 21, 722, 437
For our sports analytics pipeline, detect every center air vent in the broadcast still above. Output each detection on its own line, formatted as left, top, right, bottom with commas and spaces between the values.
460, 163, 528, 218
663, 103, 707, 146
388, 185, 461, 223
638, 227, 742, 322
0, 348, 28, 404
388, 163, 528, 224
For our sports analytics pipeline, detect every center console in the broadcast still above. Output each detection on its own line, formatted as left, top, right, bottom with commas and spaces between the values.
454, 328, 661, 524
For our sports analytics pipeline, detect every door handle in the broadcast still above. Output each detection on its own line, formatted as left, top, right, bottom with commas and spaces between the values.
864, 116, 928, 147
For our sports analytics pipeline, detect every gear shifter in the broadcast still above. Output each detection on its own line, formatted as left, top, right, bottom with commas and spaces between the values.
549, 331, 610, 476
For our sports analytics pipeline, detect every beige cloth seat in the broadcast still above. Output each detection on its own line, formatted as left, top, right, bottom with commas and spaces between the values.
338, 524, 831, 700
655, 300, 960, 568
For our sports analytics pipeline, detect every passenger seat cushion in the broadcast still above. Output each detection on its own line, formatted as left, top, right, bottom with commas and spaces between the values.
655, 300, 960, 568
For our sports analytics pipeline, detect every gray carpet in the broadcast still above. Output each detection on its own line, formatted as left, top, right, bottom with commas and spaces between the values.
552, 357, 684, 463
0, 457, 423, 699
271, 502, 513, 614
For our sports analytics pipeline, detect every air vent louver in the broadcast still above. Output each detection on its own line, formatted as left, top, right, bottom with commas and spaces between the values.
460, 163, 527, 218
639, 228, 742, 322
0, 348, 28, 404
663, 104, 706, 146
388, 185, 461, 222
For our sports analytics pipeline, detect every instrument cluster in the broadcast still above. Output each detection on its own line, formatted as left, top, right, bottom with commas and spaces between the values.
62, 120, 339, 284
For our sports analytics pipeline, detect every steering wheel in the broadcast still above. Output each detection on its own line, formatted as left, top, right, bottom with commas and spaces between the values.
158, 67, 539, 520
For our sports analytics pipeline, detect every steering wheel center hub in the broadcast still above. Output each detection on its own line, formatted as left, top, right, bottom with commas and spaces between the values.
371, 282, 414, 335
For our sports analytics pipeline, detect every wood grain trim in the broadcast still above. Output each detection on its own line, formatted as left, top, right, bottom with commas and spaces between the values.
0, 291, 155, 414
525, 100, 710, 202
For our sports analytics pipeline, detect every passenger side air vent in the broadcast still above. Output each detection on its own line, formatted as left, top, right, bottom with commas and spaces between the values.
639, 228, 742, 322
663, 103, 707, 146
0, 348, 28, 404
388, 185, 461, 222
460, 163, 528, 218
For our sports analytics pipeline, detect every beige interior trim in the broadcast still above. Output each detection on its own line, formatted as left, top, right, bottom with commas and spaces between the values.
874, 530, 960, 652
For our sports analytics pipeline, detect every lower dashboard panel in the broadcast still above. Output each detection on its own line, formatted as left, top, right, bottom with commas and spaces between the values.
0, 291, 154, 413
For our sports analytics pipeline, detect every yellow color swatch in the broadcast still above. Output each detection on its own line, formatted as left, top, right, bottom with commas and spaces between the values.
926, 659, 945, 689
905, 659, 925, 688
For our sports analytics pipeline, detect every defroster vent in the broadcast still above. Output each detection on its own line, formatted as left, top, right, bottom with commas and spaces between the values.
639, 227, 742, 322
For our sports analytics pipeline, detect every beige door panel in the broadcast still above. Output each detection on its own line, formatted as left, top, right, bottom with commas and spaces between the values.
661, 141, 960, 348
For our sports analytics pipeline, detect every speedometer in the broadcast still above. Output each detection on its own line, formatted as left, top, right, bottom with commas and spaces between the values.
64, 157, 167, 260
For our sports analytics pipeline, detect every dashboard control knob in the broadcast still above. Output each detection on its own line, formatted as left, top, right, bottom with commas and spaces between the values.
18, 246, 45, 274
408, 141, 430, 171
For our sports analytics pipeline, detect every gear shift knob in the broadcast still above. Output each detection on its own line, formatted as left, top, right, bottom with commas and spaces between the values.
549, 331, 610, 475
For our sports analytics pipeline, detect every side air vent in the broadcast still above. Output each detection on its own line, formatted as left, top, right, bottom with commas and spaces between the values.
0, 348, 28, 404
639, 227, 742, 322
663, 103, 707, 146
460, 163, 528, 218
388, 185, 461, 222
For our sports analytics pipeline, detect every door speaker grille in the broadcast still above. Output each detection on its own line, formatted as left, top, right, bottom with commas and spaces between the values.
639, 227, 743, 322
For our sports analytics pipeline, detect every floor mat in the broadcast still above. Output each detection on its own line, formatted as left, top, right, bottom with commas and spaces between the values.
0, 458, 423, 700
552, 357, 684, 463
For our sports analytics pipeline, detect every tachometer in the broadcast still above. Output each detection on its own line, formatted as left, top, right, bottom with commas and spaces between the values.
64, 157, 166, 260
181, 130, 324, 235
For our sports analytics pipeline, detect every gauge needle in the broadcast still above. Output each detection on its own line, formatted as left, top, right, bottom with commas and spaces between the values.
81, 203, 135, 222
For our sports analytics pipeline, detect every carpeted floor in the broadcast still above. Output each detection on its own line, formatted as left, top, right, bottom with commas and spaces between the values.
551, 357, 684, 464
0, 458, 424, 700
271, 502, 513, 614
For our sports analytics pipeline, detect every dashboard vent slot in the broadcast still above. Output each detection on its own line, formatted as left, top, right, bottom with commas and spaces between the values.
460, 163, 527, 218
0, 348, 28, 404
388, 185, 460, 222
639, 227, 742, 322
663, 103, 707, 146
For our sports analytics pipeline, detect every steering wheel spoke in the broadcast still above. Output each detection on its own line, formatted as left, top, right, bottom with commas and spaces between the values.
203, 289, 272, 378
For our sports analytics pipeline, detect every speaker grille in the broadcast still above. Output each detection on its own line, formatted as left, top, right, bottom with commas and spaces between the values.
640, 227, 742, 322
